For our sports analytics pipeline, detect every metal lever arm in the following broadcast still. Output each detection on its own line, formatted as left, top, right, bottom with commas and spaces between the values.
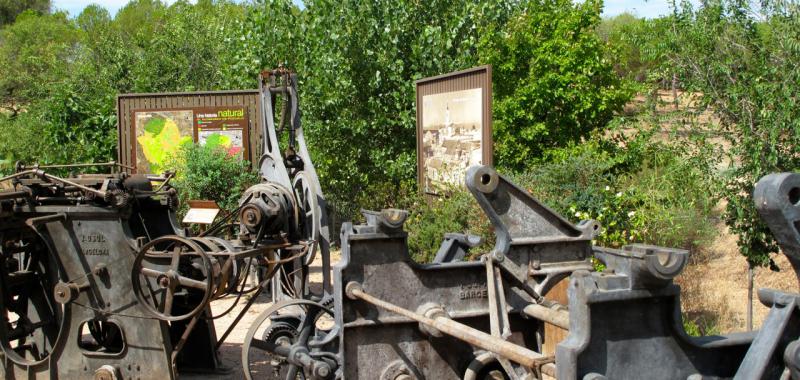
345, 281, 550, 370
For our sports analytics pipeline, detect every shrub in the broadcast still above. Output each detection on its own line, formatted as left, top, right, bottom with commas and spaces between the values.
167, 144, 259, 217
340, 126, 721, 261
513, 129, 720, 250
326, 179, 492, 263
405, 189, 493, 263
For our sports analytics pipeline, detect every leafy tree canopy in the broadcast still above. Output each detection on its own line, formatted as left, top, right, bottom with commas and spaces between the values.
667, 0, 800, 268
479, 0, 632, 171
0, 0, 49, 27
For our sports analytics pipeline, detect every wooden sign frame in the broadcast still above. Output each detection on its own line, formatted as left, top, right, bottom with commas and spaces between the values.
416, 65, 493, 195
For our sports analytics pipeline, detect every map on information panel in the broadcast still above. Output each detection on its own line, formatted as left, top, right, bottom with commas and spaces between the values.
134, 110, 194, 174
133, 107, 250, 174
194, 107, 248, 159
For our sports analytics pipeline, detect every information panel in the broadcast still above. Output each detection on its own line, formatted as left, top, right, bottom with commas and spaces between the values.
118, 90, 260, 174
416, 65, 492, 194
130, 105, 251, 174
194, 106, 249, 159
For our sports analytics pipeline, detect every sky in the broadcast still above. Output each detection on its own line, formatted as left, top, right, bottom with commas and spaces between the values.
601, 0, 700, 18
52, 0, 700, 19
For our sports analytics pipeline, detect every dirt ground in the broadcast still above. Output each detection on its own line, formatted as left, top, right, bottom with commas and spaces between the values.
676, 221, 797, 333
185, 251, 340, 379
627, 89, 796, 333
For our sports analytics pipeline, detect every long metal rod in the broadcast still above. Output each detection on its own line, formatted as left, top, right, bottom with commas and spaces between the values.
171, 315, 200, 371
17, 161, 133, 170
485, 258, 519, 379
41, 172, 106, 197
523, 304, 570, 330
0, 190, 29, 200
0, 169, 106, 197
345, 281, 547, 369
0, 169, 37, 183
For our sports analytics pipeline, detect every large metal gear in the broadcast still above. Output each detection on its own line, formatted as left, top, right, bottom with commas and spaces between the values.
262, 318, 302, 365
242, 299, 337, 380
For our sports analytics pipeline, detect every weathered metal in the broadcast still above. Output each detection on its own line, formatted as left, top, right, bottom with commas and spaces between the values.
0, 68, 332, 379
247, 166, 800, 380
522, 303, 569, 330
344, 280, 548, 369
2, 67, 799, 379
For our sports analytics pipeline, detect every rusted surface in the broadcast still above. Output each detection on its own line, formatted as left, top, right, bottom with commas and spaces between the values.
524, 303, 569, 331
345, 281, 547, 369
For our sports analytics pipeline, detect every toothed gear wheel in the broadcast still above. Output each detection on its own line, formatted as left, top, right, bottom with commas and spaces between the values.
262, 319, 301, 364
166, 189, 179, 210
105, 190, 130, 208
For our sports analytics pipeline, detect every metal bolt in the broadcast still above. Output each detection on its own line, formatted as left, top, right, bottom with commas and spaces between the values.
315, 364, 331, 378
493, 251, 505, 262
157, 275, 170, 288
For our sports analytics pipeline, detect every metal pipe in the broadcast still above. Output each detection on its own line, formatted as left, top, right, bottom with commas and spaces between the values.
523, 303, 570, 330
0, 169, 106, 197
41, 172, 106, 197
0, 190, 28, 200
17, 161, 130, 170
0, 169, 37, 183
345, 281, 547, 369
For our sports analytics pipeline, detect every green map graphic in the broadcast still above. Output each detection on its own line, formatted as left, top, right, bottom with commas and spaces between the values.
203, 132, 231, 150
136, 114, 192, 174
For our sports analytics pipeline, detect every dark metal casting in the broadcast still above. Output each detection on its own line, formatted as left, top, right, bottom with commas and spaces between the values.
1, 67, 797, 379
0, 67, 332, 379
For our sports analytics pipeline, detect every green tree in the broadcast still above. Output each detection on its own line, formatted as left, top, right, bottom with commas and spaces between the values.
219, 0, 303, 89
0, 11, 79, 115
0, 0, 49, 27
479, 0, 632, 172
221, 0, 516, 215
129, 0, 245, 92
300, 0, 509, 199
669, 0, 800, 267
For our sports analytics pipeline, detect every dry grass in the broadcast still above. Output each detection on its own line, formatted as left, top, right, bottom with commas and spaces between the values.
624, 89, 795, 333
676, 218, 797, 333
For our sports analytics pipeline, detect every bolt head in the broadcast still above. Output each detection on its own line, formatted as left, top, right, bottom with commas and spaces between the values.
315, 364, 330, 378
157, 275, 170, 288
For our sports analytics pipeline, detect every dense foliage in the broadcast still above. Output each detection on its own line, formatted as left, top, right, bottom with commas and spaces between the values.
167, 144, 259, 215
0, 0, 626, 212
0, 0, 49, 27
667, 1, 800, 268
0, 0, 797, 270
480, 0, 631, 171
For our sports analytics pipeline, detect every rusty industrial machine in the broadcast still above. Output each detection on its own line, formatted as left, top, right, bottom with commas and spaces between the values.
241, 165, 800, 380
2, 66, 800, 379
0, 68, 332, 379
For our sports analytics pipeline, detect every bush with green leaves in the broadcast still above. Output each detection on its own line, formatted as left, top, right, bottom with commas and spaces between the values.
325, 177, 492, 263
514, 128, 720, 250
167, 144, 259, 216
667, 1, 800, 268
405, 189, 494, 263
332, 123, 720, 261
479, 0, 633, 172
